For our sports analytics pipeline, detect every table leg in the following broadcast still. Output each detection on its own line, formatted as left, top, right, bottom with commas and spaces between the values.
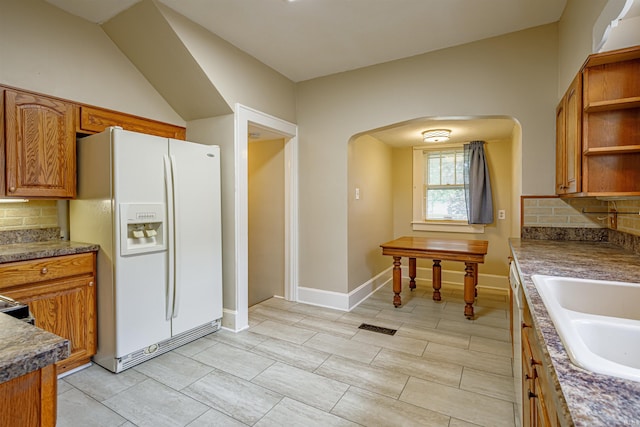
393, 256, 402, 307
473, 263, 479, 297
409, 258, 416, 291
464, 262, 475, 319
432, 260, 442, 301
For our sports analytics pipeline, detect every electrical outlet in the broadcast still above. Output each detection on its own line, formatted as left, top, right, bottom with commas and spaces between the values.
498, 209, 506, 220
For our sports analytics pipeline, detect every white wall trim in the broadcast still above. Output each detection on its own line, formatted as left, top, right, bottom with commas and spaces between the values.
298, 267, 392, 311
297, 266, 506, 312
234, 104, 298, 331
297, 287, 350, 311
221, 308, 250, 332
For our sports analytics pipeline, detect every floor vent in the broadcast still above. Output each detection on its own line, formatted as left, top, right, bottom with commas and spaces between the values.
358, 323, 397, 336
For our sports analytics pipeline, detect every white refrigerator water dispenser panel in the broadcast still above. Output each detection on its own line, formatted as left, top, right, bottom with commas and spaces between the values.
119, 203, 167, 256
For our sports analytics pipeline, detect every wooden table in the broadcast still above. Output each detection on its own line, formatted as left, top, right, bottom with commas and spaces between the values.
380, 236, 489, 319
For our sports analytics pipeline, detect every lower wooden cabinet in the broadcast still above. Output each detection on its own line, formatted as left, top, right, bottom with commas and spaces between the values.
0, 364, 57, 427
521, 297, 560, 427
0, 252, 97, 374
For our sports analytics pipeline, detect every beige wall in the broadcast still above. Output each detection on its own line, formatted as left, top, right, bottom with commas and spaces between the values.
158, 2, 296, 123
297, 24, 558, 293
557, 0, 608, 96
248, 139, 285, 304
347, 135, 394, 291
0, 0, 183, 126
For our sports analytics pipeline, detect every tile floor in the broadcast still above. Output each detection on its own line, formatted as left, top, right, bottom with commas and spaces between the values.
57, 282, 516, 427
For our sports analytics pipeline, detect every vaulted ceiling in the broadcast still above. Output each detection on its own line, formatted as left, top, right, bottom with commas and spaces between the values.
46, 0, 567, 82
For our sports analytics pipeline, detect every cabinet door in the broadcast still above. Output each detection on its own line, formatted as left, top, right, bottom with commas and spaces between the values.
564, 77, 581, 194
555, 75, 581, 195
555, 99, 566, 195
3, 90, 76, 198
3, 275, 96, 374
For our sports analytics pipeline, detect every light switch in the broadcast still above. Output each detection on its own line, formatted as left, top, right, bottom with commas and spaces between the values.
355, 188, 360, 200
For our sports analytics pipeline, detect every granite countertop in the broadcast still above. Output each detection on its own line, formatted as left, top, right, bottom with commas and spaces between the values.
509, 239, 640, 427
0, 240, 99, 264
0, 314, 70, 383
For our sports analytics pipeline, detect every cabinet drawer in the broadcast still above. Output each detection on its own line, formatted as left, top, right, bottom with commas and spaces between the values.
0, 253, 94, 290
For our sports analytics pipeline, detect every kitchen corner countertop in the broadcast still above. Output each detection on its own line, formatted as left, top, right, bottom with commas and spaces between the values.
0, 314, 69, 383
0, 240, 99, 264
509, 239, 640, 427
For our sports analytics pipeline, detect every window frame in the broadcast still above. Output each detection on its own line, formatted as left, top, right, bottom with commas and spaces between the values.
412, 145, 485, 233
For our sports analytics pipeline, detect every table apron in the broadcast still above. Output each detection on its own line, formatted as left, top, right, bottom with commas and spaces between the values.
381, 249, 485, 264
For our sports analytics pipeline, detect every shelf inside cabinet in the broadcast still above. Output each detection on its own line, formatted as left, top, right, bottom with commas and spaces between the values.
584, 145, 640, 156
584, 96, 640, 113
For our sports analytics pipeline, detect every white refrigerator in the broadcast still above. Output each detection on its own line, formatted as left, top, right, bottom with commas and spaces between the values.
70, 127, 223, 373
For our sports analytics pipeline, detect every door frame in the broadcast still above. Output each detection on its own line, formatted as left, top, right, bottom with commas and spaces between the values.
233, 104, 298, 330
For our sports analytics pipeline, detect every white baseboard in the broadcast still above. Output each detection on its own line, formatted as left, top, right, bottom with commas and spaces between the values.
297, 266, 506, 312
298, 267, 392, 311
221, 308, 249, 332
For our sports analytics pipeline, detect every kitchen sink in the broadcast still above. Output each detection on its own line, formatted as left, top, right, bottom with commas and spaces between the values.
531, 275, 640, 382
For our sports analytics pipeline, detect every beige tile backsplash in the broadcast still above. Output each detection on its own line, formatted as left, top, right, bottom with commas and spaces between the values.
523, 197, 640, 236
0, 200, 58, 230
523, 197, 607, 228
612, 199, 640, 236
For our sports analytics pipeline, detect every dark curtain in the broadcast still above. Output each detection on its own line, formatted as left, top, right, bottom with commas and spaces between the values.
463, 141, 494, 224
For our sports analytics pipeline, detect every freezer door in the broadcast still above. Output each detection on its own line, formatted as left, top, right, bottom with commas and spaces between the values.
169, 140, 223, 335
112, 129, 172, 356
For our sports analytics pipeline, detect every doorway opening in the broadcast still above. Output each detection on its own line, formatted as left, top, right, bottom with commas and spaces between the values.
248, 132, 285, 306
233, 104, 298, 331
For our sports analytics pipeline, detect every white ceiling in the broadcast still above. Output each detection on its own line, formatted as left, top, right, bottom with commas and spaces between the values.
46, 0, 567, 83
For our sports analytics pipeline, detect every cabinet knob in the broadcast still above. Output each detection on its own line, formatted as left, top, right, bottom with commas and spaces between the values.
8, 186, 16, 193
528, 390, 538, 400
530, 357, 541, 367
88, 281, 94, 287
41, 267, 48, 274
522, 322, 530, 329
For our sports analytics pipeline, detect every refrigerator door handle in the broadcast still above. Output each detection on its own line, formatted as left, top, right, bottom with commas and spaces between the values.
163, 154, 176, 321
169, 154, 180, 319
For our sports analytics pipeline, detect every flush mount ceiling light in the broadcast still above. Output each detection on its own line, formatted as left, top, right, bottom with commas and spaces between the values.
422, 129, 451, 143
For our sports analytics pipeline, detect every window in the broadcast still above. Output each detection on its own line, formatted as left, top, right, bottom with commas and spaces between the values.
412, 145, 484, 233
424, 148, 467, 221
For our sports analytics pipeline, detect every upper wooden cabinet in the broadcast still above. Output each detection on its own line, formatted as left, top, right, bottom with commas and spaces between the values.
555, 74, 582, 195
77, 105, 186, 140
1, 84, 186, 200
581, 45, 640, 196
2, 89, 76, 198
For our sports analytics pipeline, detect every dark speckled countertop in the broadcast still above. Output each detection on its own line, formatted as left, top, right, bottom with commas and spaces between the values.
0, 314, 70, 383
510, 239, 640, 427
0, 240, 100, 264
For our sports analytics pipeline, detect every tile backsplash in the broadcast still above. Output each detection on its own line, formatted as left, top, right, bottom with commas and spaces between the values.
0, 200, 58, 231
523, 196, 640, 237
522, 197, 608, 229
611, 199, 640, 236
